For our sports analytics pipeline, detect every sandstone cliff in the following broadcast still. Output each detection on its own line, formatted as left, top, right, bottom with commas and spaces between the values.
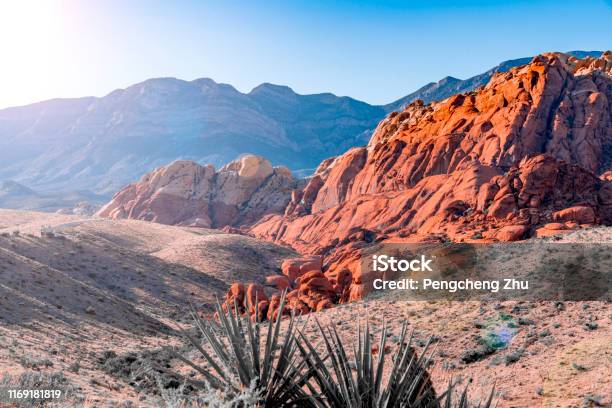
97, 155, 298, 228
244, 52, 612, 317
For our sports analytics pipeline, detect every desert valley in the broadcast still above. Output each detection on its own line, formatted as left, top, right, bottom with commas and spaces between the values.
0, 51, 611, 407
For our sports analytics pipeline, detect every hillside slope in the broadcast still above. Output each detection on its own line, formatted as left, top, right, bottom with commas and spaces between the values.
0, 209, 295, 406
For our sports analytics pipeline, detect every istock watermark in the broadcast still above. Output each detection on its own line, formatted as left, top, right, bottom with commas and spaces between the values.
372, 254, 434, 272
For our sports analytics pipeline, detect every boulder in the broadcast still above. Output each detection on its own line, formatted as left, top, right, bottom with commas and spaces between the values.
225, 282, 246, 314
281, 255, 323, 281
552, 206, 596, 224
544, 222, 567, 231
245, 283, 268, 314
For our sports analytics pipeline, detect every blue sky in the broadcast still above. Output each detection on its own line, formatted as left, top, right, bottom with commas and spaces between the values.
0, 0, 610, 108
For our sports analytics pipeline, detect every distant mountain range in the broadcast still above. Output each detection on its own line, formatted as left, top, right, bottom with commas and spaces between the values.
0, 50, 602, 198
0, 180, 105, 213
385, 50, 603, 111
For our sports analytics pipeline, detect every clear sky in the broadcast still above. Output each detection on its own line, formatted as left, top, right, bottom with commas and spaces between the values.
0, 0, 610, 108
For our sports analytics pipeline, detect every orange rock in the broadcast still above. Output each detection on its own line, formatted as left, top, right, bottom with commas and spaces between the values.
495, 225, 528, 242
252, 300, 269, 322
296, 270, 325, 284
286, 289, 299, 300
281, 259, 303, 281
316, 299, 333, 312
225, 283, 246, 313
544, 222, 566, 230
299, 256, 323, 275
227, 283, 245, 302
552, 206, 596, 224
267, 294, 282, 321
564, 221, 579, 229
348, 283, 368, 302
97, 156, 296, 228
281, 255, 323, 281
301, 277, 334, 293
288, 299, 310, 316
325, 268, 352, 293
246, 283, 268, 315
244, 53, 612, 316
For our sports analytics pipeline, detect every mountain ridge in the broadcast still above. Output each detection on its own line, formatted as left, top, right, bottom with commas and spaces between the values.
0, 50, 602, 199
384, 50, 603, 111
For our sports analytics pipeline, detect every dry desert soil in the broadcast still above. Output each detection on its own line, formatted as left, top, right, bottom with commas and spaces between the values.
0, 209, 609, 407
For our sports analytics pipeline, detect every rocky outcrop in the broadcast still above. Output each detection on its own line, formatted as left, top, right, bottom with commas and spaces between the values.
97, 155, 298, 228
248, 52, 612, 308
223, 255, 338, 321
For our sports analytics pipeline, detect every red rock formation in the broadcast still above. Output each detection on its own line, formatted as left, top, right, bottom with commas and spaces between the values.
250, 52, 612, 306
552, 206, 596, 224
97, 155, 297, 228
281, 255, 323, 281
224, 283, 246, 314
214, 53, 612, 320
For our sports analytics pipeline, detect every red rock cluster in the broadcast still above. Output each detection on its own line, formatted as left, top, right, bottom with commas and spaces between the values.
246, 52, 612, 308
221, 255, 349, 320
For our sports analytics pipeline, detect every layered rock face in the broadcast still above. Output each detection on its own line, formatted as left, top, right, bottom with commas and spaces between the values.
97, 155, 297, 228
241, 52, 612, 315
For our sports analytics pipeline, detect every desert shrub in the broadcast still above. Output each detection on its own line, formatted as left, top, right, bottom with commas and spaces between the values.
171, 296, 316, 407
297, 319, 496, 408
171, 299, 496, 407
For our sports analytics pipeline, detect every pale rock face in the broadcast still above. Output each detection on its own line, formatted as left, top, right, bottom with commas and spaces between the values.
97, 155, 296, 228
147, 161, 216, 200
214, 155, 274, 209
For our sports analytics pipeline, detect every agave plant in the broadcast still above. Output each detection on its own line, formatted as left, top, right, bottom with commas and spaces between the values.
171, 295, 317, 407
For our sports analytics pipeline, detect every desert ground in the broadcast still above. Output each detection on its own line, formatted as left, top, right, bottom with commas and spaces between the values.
0, 210, 609, 407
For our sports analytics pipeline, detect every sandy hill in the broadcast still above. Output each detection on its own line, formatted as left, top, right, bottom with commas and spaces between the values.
0, 209, 295, 406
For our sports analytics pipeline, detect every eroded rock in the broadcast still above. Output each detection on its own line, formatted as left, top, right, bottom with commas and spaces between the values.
97, 155, 297, 228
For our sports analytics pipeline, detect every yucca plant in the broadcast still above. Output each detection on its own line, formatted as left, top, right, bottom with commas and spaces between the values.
171, 295, 318, 407
296, 320, 496, 408
170, 295, 496, 407
296, 319, 438, 407
438, 380, 497, 408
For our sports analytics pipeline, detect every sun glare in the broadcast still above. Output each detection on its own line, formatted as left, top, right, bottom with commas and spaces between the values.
0, 0, 68, 107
